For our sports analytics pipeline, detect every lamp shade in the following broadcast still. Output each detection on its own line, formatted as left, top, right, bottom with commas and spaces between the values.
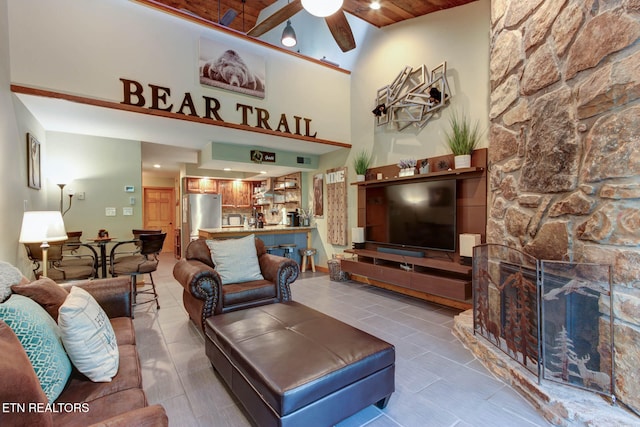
352, 227, 365, 243
281, 20, 297, 47
301, 0, 343, 17
19, 211, 67, 243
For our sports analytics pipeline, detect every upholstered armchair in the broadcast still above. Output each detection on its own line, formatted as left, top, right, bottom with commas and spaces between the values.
173, 237, 299, 330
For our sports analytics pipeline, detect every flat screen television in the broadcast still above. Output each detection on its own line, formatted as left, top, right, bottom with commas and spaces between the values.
365, 179, 457, 252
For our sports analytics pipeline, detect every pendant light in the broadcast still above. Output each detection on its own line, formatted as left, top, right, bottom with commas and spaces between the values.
301, 0, 343, 17
281, 20, 297, 47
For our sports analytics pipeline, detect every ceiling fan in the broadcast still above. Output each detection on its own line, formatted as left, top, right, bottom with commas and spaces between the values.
247, 0, 356, 52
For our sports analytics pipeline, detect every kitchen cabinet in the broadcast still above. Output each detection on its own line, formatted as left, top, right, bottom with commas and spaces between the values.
219, 180, 252, 207
185, 177, 217, 193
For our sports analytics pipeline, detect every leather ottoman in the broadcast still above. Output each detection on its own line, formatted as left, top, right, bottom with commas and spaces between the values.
205, 301, 395, 427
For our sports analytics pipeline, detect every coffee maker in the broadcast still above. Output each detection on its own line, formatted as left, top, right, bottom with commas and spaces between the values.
287, 210, 300, 227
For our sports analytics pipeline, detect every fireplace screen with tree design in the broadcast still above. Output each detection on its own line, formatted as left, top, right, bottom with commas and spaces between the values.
540, 260, 613, 396
473, 244, 614, 398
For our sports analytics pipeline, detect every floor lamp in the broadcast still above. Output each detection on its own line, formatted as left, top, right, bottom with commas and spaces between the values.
19, 211, 67, 278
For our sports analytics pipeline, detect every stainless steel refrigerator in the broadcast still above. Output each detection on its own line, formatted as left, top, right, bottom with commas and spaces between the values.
183, 193, 222, 242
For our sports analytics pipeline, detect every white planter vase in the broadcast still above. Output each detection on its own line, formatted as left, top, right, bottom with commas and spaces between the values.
356, 174, 366, 182
399, 168, 415, 177
454, 154, 471, 169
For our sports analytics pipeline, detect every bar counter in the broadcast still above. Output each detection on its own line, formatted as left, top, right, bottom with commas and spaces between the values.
199, 225, 315, 257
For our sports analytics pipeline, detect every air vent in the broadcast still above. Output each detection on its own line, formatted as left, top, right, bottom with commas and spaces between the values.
296, 157, 311, 164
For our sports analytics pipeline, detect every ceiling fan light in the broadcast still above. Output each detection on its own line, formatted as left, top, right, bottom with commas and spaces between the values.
301, 0, 343, 17
281, 20, 297, 47
370, 1, 381, 10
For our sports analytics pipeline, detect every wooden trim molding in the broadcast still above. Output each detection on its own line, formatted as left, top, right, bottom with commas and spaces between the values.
10, 84, 352, 149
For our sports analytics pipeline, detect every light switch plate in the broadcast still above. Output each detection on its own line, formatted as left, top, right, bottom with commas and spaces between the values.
123, 207, 133, 216
105, 207, 117, 216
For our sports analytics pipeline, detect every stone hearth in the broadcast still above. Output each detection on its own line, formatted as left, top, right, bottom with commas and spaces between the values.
453, 310, 639, 426
488, 0, 640, 416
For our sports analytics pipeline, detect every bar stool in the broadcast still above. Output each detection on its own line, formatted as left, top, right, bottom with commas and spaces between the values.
298, 248, 317, 272
279, 243, 297, 259
265, 245, 279, 255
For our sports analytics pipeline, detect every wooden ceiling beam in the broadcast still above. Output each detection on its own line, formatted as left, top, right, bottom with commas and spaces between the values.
152, 0, 478, 32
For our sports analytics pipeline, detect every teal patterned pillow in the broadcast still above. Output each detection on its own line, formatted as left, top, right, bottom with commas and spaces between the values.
0, 294, 72, 402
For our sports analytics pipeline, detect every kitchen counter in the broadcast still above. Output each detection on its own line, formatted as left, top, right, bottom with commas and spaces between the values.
199, 225, 316, 249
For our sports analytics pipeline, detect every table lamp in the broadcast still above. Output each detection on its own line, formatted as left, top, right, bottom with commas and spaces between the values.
352, 227, 365, 249
19, 211, 67, 278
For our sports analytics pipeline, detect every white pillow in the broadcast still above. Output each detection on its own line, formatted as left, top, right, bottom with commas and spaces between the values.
206, 235, 264, 285
58, 286, 119, 382
0, 261, 25, 303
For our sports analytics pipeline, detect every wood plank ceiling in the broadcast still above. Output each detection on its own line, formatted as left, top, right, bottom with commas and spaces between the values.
151, 0, 478, 34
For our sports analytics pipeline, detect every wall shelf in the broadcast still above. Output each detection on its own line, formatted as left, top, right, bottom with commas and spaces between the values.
351, 166, 484, 186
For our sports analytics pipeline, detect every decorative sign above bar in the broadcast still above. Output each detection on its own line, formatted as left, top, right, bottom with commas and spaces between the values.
251, 150, 275, 163
120, 78, 317, 138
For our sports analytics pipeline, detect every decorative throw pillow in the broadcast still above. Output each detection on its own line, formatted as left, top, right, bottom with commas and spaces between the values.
12, 277, 69, 321
0, 294, 72, 402
206, 234, 264, 285
0, 320, 52, 426
0, 261, 28, 303
58, 286, 119, 382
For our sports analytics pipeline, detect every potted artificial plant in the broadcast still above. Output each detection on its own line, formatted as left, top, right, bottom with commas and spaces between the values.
353, 149, 372, 182
444, 110, 481, 169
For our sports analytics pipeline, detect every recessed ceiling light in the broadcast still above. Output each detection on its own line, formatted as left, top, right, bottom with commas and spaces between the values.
370, 1, 381, 10
260, 171, 267, 174
153, 164, 161, 168
223, 167, 231, 171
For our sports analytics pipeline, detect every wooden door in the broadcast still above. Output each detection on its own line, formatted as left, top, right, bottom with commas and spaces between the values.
143, 187, 175, 253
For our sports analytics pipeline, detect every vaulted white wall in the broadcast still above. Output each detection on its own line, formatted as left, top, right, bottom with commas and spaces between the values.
0, 0, 47, 268
7, 0, 351, 145
1, 0, 490, 269
312, 0, 491, 263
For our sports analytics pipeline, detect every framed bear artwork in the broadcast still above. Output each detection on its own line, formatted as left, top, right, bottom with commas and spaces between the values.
199, 37, 266, 99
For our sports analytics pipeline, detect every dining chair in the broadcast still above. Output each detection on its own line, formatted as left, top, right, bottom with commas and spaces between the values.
60, 231, 99, 271
109, 233, 166, 313
23, 239, 97, 282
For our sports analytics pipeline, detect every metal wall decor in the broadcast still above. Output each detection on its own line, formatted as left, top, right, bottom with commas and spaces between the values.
373, 62, 451, 131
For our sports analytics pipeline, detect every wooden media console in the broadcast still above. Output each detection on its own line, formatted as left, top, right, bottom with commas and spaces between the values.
341, 148, 487, 310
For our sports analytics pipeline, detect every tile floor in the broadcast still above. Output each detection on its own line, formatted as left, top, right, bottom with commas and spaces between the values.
133, 253, 551, 426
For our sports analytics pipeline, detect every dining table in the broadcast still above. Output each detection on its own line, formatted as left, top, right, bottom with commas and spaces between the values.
85, 237, 116, 278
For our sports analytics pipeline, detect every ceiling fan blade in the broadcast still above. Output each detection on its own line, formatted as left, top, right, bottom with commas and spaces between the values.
247, 1, 303, 37
325, 10, 356, 52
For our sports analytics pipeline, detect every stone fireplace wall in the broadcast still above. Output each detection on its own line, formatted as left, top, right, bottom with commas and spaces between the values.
487, 0, 640, 413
